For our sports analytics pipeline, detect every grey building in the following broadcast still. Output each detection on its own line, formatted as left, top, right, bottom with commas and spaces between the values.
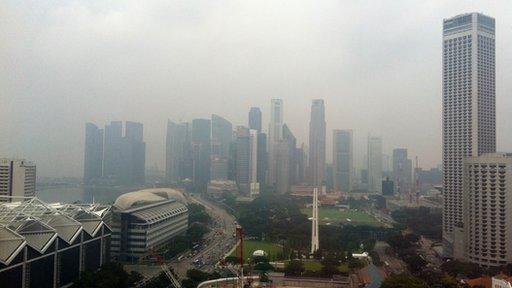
268, 99, 284, 187
0, 197, 111, 288
442, 13, 496, 256
248, 107, 262, 132
382, 177, 394, 196
165, 121, 192, 183
333, 130, 353, 192
102, 121, 146, 185
211, 115, 232, 181
0, 159, 36, 199
256, 132, 267, 184
83, 123, 103, 184
367, 136, 383, 193
392, 148, 412, 194
111, 189, 188, 261
283, 124, 299, 186
308, 99, 326, 187
236, 126, 251, 194
461, 153, 512, 265
192, 119, 211, 192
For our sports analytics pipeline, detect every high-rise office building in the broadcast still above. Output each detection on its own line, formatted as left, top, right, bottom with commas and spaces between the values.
382, 177, 394, 196
0, 159, 36, 199
268, 99, 284, 187
192, 119, 211, 191
249, 107, 262, 132
333, 130, 353, 192
166, 121, 191, 183
101, 121, 146, 185
235, 126, 259, 196
125, 121, 146, 184
283, 124, 299, 186
461, 153, 511, 266
392, 148, 412, 194
308, 99, 326, 187
236, 126, 251, 194
256, 132, 267, 184
84, 123, 104, 184
442, 13, 496, 256
211, 115, 232, 180
367, 136, 383, 193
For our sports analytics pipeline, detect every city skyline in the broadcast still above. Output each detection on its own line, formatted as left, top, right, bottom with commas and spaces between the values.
2, 2, 512, 179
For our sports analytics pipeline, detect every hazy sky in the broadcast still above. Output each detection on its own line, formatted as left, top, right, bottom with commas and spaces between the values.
1, 1, 512, 178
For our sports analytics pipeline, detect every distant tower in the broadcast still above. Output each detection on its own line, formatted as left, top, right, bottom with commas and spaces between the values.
308, 100, 326, 187
311, 187, 319, 254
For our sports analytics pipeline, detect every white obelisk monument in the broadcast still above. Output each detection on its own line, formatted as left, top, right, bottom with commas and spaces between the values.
311, 187, 319, 254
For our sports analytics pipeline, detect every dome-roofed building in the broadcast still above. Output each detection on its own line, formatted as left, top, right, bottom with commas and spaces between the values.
110, 188, 188, 261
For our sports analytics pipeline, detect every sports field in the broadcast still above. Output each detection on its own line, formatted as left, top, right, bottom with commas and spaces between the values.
300, 207, 381, 226
230, 240, 283, 261
291, 261, 350, 273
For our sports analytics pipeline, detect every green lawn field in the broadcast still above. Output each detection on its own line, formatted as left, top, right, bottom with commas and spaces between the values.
291, 261, 350, 273
230, 240, 283, 261
300, 207, 381, 226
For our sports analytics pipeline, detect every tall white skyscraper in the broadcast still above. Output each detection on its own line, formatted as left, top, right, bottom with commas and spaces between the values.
0, 159, 36, 200
311, 187, 319, 254
367, 136, 382, 193
442, 13, 496, 256
267, 99, 284, 187
461, 153, 512, 266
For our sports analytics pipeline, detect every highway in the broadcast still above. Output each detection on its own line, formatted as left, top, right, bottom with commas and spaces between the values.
169, 194, 238, 278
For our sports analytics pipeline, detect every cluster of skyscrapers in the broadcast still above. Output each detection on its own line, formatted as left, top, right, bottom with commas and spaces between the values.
84, 121, 146, 185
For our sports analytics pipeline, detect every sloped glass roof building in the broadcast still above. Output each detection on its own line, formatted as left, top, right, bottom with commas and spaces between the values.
0, 196, 111, 288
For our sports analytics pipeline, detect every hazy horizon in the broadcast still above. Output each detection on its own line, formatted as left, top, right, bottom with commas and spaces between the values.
2, 1, 512, 178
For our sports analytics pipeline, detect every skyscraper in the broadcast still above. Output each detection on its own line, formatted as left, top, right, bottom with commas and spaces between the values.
268, 99, 284, 187
84, 123, 103, 184
248, 107, 262, 132
192, 119, 211, 191
236, 126, 251, 194
461, 153, 511, 265
442, 13, 496, 256
102, 121, 146, 185
308, 99, 326, 187
333, 129, 353, 192
392, 148, 412, 194
125, 121, 146, 184
0, 159, 36, 199
367, 136, 382, 193
256, 132, 267, 184
211, 115, 232, 180
283, 124, 298, 186
166, 120, 191, 183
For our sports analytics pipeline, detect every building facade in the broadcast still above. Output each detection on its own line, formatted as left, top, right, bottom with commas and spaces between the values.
101, 121, 146, 185
211, 115, 232, 181
84, 123, 103, 184
461, 153, 512, 266
333, 130, 353, 192
392, 148, 412, 194
165, 121, 192, 183
442, 13, 496, 256
0, 197, 111, 288
110, 189, 188, 261
308, 99, 326, 187
367, 137, 383, 193
248, 107, 262, 132
268, 99, 284, 187
0, 159, 36, 199
192, 119, 211, 192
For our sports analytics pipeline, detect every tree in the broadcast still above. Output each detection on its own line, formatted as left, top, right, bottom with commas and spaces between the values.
284, 260, 305, 276
381, 274, 429, 288
72, 262, 142, 288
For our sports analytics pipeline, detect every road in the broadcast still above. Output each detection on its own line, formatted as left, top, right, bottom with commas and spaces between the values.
169, 194, 238, 278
